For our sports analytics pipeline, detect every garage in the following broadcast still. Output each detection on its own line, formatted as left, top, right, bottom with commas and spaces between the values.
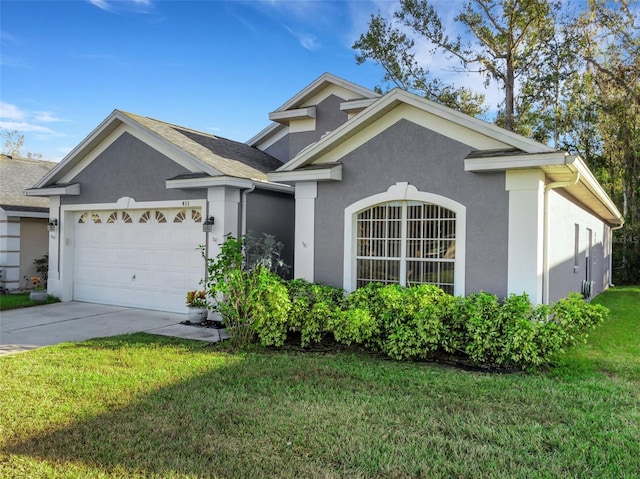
73, 207, 205, 313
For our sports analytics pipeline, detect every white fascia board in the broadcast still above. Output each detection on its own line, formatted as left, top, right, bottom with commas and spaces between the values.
46, 110, 220, 187
0, 209, 49, 219
166, 176, 294, 194
570, 157, 624, 225
24, 184, 80, 196
340, 98, 379, 113
267, 164, 342, 183
465, 151, 570, 172
395, 91, 554, 154
278, 88, 554, 173
273, 73, 380, 113
246, 123, 284, 148
32, 110, 124, 188
269, 106, 316, 124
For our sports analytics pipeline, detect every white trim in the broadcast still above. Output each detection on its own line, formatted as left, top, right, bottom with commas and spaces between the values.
272, 73, 380, 113
267, 164, 342, 183
269, 106, 316, 123
506, 170, 545, 303
340, 98, 378, 114
52, 198, 208, 303
247, 73, 380, 148
464, 152, 572, 172
294, 182, 317, 281
343, 182, 466, 295
246, 123, 286, 148
25, 184, 80, 197
0, 209, 49, 219
165, 176, 293, 194
278, 88, 553, 172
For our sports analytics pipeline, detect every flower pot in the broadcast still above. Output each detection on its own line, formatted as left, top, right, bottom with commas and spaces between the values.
30, 291, 48, 302
187, 306, 208, 324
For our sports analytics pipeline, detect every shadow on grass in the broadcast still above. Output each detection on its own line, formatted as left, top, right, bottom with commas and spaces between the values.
3, 328, 640, 478
0, 336, 371, 478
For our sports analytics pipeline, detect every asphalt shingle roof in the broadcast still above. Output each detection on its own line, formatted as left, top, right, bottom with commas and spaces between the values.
120, 112, 283, 181
0, 154, 56, 209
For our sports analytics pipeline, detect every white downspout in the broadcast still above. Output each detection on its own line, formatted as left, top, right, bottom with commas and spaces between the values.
543, 172, 580, 305
241, 184, 256, 237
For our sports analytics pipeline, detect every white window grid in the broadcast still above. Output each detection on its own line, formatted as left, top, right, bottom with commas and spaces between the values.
355, 201, 456, 293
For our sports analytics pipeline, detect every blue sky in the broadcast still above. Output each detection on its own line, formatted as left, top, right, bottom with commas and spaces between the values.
0, 0, 493, 162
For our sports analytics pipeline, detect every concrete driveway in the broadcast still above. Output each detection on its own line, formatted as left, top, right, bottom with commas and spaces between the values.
0, 302, 228, 357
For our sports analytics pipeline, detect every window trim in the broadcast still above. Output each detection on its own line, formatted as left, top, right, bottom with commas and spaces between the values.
343, 182, 466, 295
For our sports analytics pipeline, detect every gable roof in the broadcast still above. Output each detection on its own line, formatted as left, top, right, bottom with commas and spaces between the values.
33, 110, 283, 190
0, 154, 56, 212
275, 88, 554, 172
269, 86, 623, 227
247, 72, 381, 148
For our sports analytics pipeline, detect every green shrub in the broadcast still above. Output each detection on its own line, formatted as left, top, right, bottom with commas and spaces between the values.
550, 292, 609, 347
373, 284, 449, 360
252, 270, 291, 347
285, 279, 344, 347
460, 292, 502, 364
206, 238, 609, 370
330, 308, 380, 346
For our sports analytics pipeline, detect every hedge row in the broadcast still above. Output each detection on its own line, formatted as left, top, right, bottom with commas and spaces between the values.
217, 270, 607, 371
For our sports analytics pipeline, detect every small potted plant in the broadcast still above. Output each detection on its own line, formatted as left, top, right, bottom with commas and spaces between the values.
186, 290, 208, 323
29, 276, 48, 303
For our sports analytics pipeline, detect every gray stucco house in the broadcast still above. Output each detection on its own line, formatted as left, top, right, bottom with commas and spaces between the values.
26, 111, 294, 312
1, 154, 56, 291
27, 73, 623, 312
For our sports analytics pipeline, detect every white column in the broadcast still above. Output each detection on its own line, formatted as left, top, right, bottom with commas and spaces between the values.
47, 196, 63, 297
506, 169, 545, 303
294, 182, 317, 282
207, 186, 240, 260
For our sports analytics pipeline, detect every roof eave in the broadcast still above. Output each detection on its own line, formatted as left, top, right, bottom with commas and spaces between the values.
165, 176, 293, 194
24, 183, 81, 197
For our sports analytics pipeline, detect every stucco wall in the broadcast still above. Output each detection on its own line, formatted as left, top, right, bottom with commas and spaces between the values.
263, 134, 290, 164
61, 132, 205, 205
314, 118, 509, 297
245, 189, 295, 278
19, 218, 49, 287
547, 189, 611, 304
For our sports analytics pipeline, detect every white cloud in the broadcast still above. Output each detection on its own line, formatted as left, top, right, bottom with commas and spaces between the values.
34, 111, 67, 123
284, 26, 319, 51
0, 121, 58, 135
0, 102, 25, 120
88, 0, 153, 14
89, 0, 111, 12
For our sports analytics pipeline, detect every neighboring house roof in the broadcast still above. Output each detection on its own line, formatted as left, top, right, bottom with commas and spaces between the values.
269, 87, 623, 227
0, 154, 56, 214
30, 110, 283, 191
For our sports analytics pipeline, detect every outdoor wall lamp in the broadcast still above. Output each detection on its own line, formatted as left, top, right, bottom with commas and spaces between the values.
202, 216, 215, 233
47, 219, 58, 232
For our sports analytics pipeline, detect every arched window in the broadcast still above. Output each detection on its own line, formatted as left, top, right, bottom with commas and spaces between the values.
344, 183, 465, 295
355, 201, 456, 293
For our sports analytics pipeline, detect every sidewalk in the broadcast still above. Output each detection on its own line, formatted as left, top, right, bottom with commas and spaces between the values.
0, 301, 229, 356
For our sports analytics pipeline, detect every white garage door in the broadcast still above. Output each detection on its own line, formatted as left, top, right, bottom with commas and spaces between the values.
74, 208, 205, 313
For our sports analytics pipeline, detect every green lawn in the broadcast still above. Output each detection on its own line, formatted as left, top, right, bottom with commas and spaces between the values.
0, 287, 638, 478
0, 292, 59, 311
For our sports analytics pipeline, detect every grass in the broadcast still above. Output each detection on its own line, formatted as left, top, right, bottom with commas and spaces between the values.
0, 287, 638, 478
0, 292, 59, 311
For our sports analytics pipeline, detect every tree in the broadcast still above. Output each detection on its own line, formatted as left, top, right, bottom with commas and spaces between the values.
353, 9, 487, 117
0, 129, 43, 159
573, 0, 640, 283
354, 0, 560, 131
